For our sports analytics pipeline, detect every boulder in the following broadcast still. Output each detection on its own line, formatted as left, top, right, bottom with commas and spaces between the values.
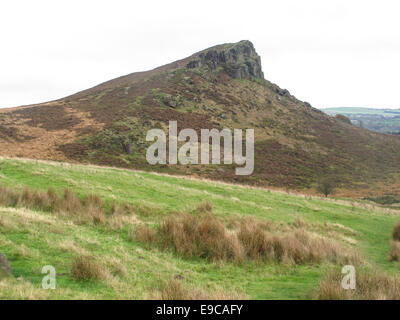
186, 40, 264, 80
0, 252, 13, 279
162, 95, 178, 108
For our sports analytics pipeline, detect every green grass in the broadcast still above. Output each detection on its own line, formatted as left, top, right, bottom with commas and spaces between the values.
0, 157, 399, 299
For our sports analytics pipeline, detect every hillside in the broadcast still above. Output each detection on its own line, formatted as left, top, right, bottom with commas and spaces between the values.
1, 41, 400, 195
323, 107, 400, 134
1, 157, 400, 299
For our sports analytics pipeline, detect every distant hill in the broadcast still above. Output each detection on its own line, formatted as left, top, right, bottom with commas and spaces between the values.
322, 107, 400, 133
1, 41, 400, 194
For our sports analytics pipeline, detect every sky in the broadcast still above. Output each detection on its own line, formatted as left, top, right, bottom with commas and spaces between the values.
0, 0, 400, 109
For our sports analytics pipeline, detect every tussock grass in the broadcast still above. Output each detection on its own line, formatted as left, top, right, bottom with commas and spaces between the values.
194, 200, 213, 214
156, 279, 245, 300
0, 184, 143, 228
158, 213, 243, 262
393, 222, 400, 241
238, 222, 359, 265
71, 255, 104, 282
389, 241, 400, 261
315, 268, 400, 300
389, 221, 400, 261
134, 211, 359, 265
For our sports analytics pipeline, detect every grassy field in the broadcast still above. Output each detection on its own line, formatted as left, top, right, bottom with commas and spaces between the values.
0, 157, 399, 299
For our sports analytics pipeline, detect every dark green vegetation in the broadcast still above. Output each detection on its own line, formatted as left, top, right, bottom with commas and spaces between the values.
364, 194, 400, 206
323, 107, 400, 133
1, 41, 400, 195
1, 158, 400, 299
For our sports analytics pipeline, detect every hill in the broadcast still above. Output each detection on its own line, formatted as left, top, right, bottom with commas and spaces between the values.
322, 107, 400, 134
1, 157, 400, 299
1, 40, 400, 195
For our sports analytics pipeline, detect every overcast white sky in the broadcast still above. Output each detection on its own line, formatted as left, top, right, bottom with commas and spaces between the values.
0, 0, 399, 109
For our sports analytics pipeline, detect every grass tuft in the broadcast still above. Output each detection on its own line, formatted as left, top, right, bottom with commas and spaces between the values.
71, 255, 103, 282
315, 268, 400, 300
135, 211, 359, 265
157, 279, 245, 300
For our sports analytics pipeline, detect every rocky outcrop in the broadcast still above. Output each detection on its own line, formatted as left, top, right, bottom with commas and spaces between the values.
186, 40, 264, 80
0, 252, 13, 279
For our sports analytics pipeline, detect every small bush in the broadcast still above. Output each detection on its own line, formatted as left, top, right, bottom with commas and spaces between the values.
316, 178, 336, 197
364, 195, 400, 205
71, 256, 103, 281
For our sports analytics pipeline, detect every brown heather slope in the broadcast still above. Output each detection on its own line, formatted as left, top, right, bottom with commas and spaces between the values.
1, 40, 400, 196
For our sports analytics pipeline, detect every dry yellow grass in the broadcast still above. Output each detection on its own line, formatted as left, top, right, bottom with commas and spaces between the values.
0, 184, 143, 230
315, 268, 400, 300
71, 256, 104, 282
134, 211, 360, 265
155, 279, 246, 300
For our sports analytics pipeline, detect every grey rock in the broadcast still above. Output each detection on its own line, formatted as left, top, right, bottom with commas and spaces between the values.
0, 252, 12, 279
162, 95, 178, 108
274, 87, 290, 97
186, 40, 264, 80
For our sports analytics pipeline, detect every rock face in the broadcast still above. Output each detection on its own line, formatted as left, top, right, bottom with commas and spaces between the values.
0, 252, 13, 279
186, 40, 264, 80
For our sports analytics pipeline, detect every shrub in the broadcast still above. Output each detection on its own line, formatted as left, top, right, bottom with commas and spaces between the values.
364, 195, 400, 205
316, 178, 336, 197
71, 256, 103, 281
